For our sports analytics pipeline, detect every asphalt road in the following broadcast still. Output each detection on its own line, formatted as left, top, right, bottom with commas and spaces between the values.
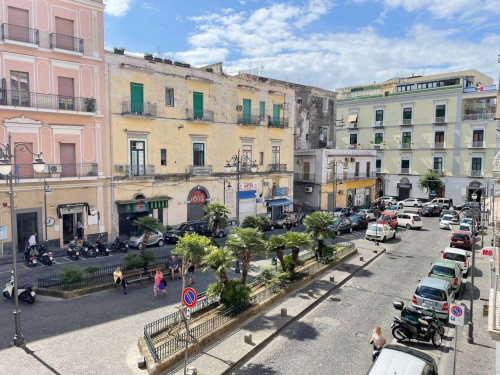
236, 216, 474, 374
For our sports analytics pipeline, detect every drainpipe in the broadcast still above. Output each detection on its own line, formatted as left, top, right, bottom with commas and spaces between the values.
107, 58, 115, 238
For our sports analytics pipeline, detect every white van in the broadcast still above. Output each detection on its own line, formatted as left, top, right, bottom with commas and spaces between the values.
396, 213, 422, 229
424, 197, 453, 209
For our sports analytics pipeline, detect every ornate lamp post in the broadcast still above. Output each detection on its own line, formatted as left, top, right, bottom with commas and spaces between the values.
0, 132, 45, 347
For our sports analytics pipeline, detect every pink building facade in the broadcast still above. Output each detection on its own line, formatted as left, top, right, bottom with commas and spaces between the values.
0, 0, 108, 253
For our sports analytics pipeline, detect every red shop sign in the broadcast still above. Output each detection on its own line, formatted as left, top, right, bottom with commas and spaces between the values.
190, 190, 206, 204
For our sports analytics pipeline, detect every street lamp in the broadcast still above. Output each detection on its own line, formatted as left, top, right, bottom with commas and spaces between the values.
0, 132, 45, 347
44, 180, 51, 242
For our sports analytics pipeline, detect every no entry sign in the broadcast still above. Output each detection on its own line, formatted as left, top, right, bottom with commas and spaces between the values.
449, 303, 465, 326
182, 287, 197, 308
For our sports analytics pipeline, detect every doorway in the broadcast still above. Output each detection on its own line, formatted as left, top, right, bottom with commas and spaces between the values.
60, 143, 76, 177
17, 212, 37, 252
63, 212, 82, 243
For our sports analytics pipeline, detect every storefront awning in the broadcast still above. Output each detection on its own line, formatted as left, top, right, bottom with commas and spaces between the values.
57, 203, 91, 218
116, 196, 172, 214
265, 199, 293, 207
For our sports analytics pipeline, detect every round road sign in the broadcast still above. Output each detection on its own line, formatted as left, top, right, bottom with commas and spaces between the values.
182, 287, 197, 308
451, 305, 463, 317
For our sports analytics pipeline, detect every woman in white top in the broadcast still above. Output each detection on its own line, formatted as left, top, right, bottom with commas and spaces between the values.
369, 326, 386, 362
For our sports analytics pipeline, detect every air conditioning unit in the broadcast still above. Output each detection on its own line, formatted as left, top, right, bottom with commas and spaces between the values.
372, 144, 382, 150
305, 186, 313, 193
338, 190, 344, 194
115, 165, 126, 172
349, 122, 358, 128
236, 105, 243, 111
44, 165, 62, 173
375, 121, 383, 126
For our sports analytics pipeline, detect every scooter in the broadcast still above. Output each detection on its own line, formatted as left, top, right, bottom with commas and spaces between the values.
67, 237, 80, 260
393, 300, 445, 336
37, 242, 54, 265
24, 245, 38, 267
391, 314, 442, 347
95, 235, 110, 256
81, 239, 97, 258
3, 271, 36, 304
108, 236, 128, 253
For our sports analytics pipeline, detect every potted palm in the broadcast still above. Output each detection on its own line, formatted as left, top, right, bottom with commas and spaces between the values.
113, 47, 125, 55
144, 52, 153, 61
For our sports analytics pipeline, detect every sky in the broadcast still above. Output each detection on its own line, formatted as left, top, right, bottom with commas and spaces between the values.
103, 0, 500, 90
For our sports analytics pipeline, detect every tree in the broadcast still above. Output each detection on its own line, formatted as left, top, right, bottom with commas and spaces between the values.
284, 231, 311, 272
203, 203, 231, 240
132, 216, 165, 254
265, 234, 287, 271
418, 169, 444, 198
226, 227, 266, 285
241, 215, 272, 231
303, 211, 335, 259
202, 245, 235, 286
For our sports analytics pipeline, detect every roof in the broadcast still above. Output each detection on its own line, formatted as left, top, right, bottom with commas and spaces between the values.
444, 247, 467, 255
432, 258, 458, 267
368, 345, 428, 375
420, 276, 450, 288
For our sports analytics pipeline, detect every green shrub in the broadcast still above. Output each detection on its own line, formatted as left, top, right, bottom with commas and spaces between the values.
207, 281, 224, 297
271, 270, 292, 287
319, 244, 336, 264
124, 250, 156, 271
257, 265, 274, 283
220, 279, 251, 308
59, 265, 84, 285
84, 266, 100, 274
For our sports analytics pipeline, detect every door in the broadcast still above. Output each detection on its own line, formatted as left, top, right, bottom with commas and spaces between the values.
193, 92, 203, 119
55, 17, 74, 50
58, 77, 75, 110
399, 188, 410, 200
130, 141, 145, 176
273, 104, 280, 125
10, 71, 29, 106
62, 212, 82, 243
239, 199, 256, 224
17, 212, 37, 252
14, 142, 33, 178
243, 99, 251, 124
7, 7, 29, 42
130, 83, 144, 113
303, 162, 310, 180
60, 143, 76, 177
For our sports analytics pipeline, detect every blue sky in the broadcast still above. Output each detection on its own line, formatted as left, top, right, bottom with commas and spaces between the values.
103, 0, 500, 90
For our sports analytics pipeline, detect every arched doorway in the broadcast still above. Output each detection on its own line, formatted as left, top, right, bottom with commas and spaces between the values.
397, 177, 412, 200
187, 187, 210, 221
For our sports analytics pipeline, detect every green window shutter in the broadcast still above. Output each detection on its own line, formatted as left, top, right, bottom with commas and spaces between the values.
375, 110, 383, 121
435, 105, 446, 118
376, 159, 381, 168
273, 104, 280, 125
259, 101, 265, 117
402, 132, 411, 144
403, 108, 412, 120
130, 83, 144, 113
401, 160, 410, 169
374, 133, 383, 144
243, 99, 251, 124
193, 92, 203, 119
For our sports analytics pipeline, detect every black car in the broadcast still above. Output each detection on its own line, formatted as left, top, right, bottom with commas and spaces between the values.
328, 217, 353, 235
440, 209, 459, 219
455, 201, 480, 211
417, 205, 441, 217
164, 220, 211, 243
349, 215, 368, 230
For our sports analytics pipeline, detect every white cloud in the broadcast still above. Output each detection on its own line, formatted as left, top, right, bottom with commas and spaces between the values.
104, 0, 133, 17
171, 47, 230, 66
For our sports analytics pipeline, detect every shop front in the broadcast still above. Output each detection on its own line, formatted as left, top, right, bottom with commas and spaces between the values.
57, 203, 91, 244
266, 199, 294, 219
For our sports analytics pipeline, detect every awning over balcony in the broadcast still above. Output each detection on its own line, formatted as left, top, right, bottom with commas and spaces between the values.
265, 199, 293, 207
116, 196, 172, 213
348, 113, 358, 122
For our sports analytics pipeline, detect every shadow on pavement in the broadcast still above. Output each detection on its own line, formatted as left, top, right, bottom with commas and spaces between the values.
234, 363, 279, 375
22, 345, 62, 375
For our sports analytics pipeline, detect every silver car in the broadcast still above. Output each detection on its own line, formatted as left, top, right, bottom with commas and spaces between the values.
413, 277, 454, 320
128, 229, 164, 250
215, 218, 238, 238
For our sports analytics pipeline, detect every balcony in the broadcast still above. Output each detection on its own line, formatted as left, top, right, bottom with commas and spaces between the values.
268, 164, 287, 172
269, 187, 289, 197
237, 114, 261, 126
494, 158, 500, 173
122, 101, 157, 118
400, 168, 410, 174
376, 168, 382, 173
294, 172, 311, 182
328, 172, 377, 181
401, 119, 412, 126
349, 122, 358, 128
186, 108, 214, 122
1, 23, 39, 46
0, 90, 96, 113
190, 165, 213, 176
374, 120, 384, 127
49, 33, 84, 54
470, 141, 485, 149
4, 163, 98, 180
371, 143, 384, 150
125, 165, 155, 178
268, 118, 289, 128
433, 117, 446, 124
399, 143, 412, 150
432, 142, 445, 149
462, 112, 496, 121
468, 170, 483, 178
432, 169, 445, 176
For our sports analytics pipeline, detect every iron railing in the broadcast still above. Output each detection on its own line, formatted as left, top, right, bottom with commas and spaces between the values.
399, 143, 412, 149
126, 165, 155, 177
328, 172, 378, 181
400, 168, 410, 174
121, 101, 157, 117
0, 90, 96, 112
468, 170, 483, 177
186, 108, 214, 122
49, 33, 84, 53
294, 172, 312, 182
432, 169, 444, 176
462, 112, 496, 121
238, 114, 261, 126
268, 118, 289, 128
433, 142, 444, 149
401, 119, 412, 125
471, 141, 485, 148
1, 23, 39, 45
5, 163, 99, 180
270, 187, 289, 196
268, 164, 287, 172
434, 117, 446, 124
189, 165, 212, 176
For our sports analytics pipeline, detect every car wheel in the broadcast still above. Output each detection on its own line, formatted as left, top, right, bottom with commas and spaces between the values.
270, 225, 275, 231
464, 270, 469, 278
349, 227, 353, 233
3, 291, 10, 298
137, 242, 143, 250
414, 204, 417, 207
157, 239, 164, 247
218, 231, 224, 238
406, 224, 411, 230
381, 236, 386, 242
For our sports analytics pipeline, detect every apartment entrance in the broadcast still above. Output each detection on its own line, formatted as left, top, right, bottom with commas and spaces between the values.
62, 210, 83, 243
17, 212, 37, 252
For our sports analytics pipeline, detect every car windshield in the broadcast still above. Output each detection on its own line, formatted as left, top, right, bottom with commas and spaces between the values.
459, 225, 470, 231
453, 233, 467, 240
413, 216, 421, 221
388, 206, 398, 210
350, 216, 359, 222
369, 225, 381, 231
416, 286, 447, 301
380, 215, 392, 221
177, 224, 191, 231
442, 215, 454, 221
445, 253, 466, 262
462, 218, 472, 223
431, 265, 456, 277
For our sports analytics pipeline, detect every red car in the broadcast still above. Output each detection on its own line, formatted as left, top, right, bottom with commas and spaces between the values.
376, 212, 398, 229
417, 205, 442, 217
450, 230, 472, 250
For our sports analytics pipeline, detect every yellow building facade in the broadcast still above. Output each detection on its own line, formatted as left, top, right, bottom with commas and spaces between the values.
105, 54, 295, 236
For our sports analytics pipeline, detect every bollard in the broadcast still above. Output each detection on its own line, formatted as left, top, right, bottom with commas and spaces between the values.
359, 256, 364, 262
137, 356, 146, 369
329, 276, 335, 283
308, 289, 314, 297
244, 333, 253, 344
187, 367, 198, 375
281, 308, 287, 317
373, 249, 378, 254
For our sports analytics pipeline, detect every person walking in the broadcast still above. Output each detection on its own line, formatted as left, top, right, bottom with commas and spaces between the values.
187, 260, 196, 286
153, 269, 167, 298
369, 326, 386, 362
76, 222, 85, 244
113, 267, 127, 295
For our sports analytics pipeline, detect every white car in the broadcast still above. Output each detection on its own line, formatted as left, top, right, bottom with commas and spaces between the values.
385, 205, 404, 214
396, 213, 422, 229
367, 345, 438, 375
377, 196, 397, 205
441, 247, 470, 277
397, 198, 423, 208
458, 223, 474, 237
365, 223, 396, 242
439, 214, 460, 229
356, 209, 376, 221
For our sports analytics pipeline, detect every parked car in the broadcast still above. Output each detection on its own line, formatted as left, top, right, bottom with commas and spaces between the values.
128, 229, 164, 250
428, 259, 464, 296
397, 198, 423, 208
215, 218, 238, 238
367, 344, 438, 375
457, 223, 474, 237
355, 209, 376, 221
365, 223, 396, 242
439, 214, 459, 229
377, 212, 398, 229
441, 247, 470, 277
331, 207, 354, 217
455, 201, 480, 211
274, 212, 299, 229
385, 205, 404, 214
450, 230, 472, 250
376, 196, 398, 205
396, 213, 422, 229
413, 277, 454, 320
418, 205, 441, 217
164, 220, 211, 243
460, 218, 478, 236
328, 217, 353, 235
424, 197, 453, 209
440, 209, 459, 219
349, 215, 368, 230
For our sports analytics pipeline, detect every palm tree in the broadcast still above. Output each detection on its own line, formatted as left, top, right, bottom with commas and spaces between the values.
132, 216, 165, 254
266, 234, 287, 271
284, 232, 311, 272
202, 246, 235, 286
226, 227, 266, 285
203, 203, 231, 240
303, 211, 335, 259
241, 215, 272, 231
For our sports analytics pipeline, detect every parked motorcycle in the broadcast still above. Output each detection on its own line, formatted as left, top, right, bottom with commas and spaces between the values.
391, 314, 442, 347
24, 244, 38, 267
95, 235, 110, 256
3, 271, 36, 304
393, 300, 445, 336
108, 236, 128, 253
37, 242, 54, 265
81, 239, 97, 258
67, 237, 80, 260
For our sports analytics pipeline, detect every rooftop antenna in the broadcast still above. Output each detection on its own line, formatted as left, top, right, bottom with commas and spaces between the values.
157, 46, 161, 57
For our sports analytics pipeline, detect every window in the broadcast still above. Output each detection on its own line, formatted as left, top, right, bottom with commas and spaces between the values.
242, 144, 252, 167
130, 140, 145, 176
58, 77, 75, 110
349, 133, 358, 145
193, 92, 203, 119
323, 97, 329, 112
471, 157, 482, 172
165, 88, 174, 106
434, 131, 444, 148
54, 17, 74, 50
272, 145, 280, 165
161, 149, 167, 166
435, 104, 446, 122
193, 143, 205, 166
376, 159, 381, 172
401, 132, 411, 148
303, 161, 310, 181
354, 162, 360, 177
319, 127, 328, 143
259, 101, 265, 118
366, 162, 371, 177
10, 71, 29, 106
375, 109, 384, 124
259, 152, 264, 166
433, 157, 443, 173
7, 7, 30, 43
401, 159, 410, 174
403, 107, 412, 124
374, 132, 383, 144
472, 129, 484, 147
296, 98, 303, 105
130, 82, 144, 113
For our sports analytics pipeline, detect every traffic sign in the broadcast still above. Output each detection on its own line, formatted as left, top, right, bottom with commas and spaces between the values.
449, 303, 465, 326
186, 307, 191, 320
182, 287, 197, 308
430, 190, 436, 196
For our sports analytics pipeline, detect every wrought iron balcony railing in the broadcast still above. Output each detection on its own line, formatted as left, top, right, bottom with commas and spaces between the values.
121, 101, 157, 117
468, 170, 483, 177
237, 114, 261, 126
462, 112, 496, 121
125, 165, 155, 177
268, 187, 289, 197
186, 108, 214, 122
433, 117, 446, 124
268, 118, 289, 128
401, 119, 412, 125
1, 23, 39, 45
0, 90, 96, 113
432, 169, 444, 176
5, 163, 98, 179
328, 172, 378, 181
50, 33, 84, 53
470, 141, 485, 148
433, 142, 444, 149
400, 168, 410, 174
268, 164, 287, 172
399, 143, 412, 149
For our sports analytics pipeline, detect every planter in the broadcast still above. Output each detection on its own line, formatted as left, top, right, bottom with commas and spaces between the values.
174, 61, 184, 67
163, 59, 172, 64
144, 54, 154, 61
113, 48, 125, 55
154, 57, 163, 62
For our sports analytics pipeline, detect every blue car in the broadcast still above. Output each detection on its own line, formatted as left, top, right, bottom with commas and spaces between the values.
460, 218, 478, 236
